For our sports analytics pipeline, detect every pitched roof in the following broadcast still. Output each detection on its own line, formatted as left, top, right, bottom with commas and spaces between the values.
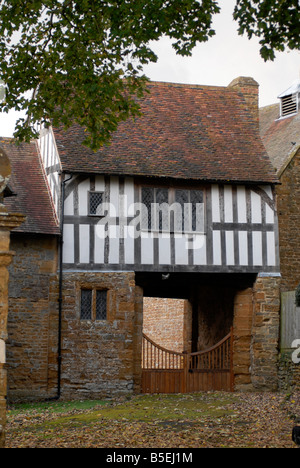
53, 81, 278, 184
0, 138, 60, 235
259, 103, 300, 175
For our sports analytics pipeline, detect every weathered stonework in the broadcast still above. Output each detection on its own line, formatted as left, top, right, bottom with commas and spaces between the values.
60, 271, 142, 399
133, 285, 143, 394
276, 151, 300, 390
233, 276, 281, 392
251, 276, 281, 391
0, 214, 25, 447
278, 351, 300, 392
276, 149, 300, 292
143, 298, 192, 353
260, 103, 300, 393
233, 288, 253, 391
7, 247, 145, 402
0, 365, 6, 448
5, 266, 282, 403
7, 234, 59, 402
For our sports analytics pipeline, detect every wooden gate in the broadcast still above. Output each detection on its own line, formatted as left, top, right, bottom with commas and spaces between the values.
141, 329, 234, 393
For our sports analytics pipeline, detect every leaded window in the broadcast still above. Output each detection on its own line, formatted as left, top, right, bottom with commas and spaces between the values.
80, 288, 107, 321
96, 290, 107, 320
141, 187, 169, 231
89, 192, 104, 216
80, 289, 92, 320
142, 187, 154, 231
175, 189, 204, 232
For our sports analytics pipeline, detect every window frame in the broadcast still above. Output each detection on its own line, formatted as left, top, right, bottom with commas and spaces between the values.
88, 191, 105, 217
174, 189, 204, 233
80, 288, 93, 320
141, 187, 170, 232
79, 287, 108, 322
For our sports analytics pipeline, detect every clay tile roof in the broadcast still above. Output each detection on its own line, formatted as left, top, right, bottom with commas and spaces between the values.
260, 103, 300, 175
0, 137, 60, 235
53, 81, 278, 184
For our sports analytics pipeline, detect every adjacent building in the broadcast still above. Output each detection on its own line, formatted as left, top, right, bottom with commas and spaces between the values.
260, 81, 300, 390
3, 77, 283, 400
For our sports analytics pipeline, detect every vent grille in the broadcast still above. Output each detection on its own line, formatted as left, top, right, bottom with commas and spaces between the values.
281, 93, 298, 117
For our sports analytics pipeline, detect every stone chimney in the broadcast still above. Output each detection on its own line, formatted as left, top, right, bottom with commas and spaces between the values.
228, 77, 259, 130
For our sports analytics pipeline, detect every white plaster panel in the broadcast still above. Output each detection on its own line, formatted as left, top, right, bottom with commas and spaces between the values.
63, 224, 74, 263
79, 225, 90, 263
252, 231, 263, 265
211, 185, 220, 223
213, 231, 222, 265
224, 185, 233, 223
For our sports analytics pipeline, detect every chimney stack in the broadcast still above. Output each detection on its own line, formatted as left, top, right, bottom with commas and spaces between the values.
228, 77, 259, 130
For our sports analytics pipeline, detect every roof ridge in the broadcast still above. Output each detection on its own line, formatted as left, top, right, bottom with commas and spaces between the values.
147, 80, 228, 91
259, 103, 279, 111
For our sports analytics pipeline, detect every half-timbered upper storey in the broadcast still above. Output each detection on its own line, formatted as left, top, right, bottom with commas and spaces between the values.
37, 77, 279, 274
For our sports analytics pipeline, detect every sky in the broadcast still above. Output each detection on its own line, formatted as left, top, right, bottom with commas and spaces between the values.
0, 0, 299, 138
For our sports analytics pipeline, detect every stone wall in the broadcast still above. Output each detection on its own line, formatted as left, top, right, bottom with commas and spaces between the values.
143, 298, 191, 353
6, 256, 283, 402
0, 372, 6, 447
60, 271, 142, 399
251, 276, 281, 391
0, 210, 25, 448
7, 245, 144, 401
7, 233, 59, 401
233, 288, 253, 391
278, 351, 300, 392
275, 150, 300, 390
277, 150, 300, 292
233, 276, 281, 392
